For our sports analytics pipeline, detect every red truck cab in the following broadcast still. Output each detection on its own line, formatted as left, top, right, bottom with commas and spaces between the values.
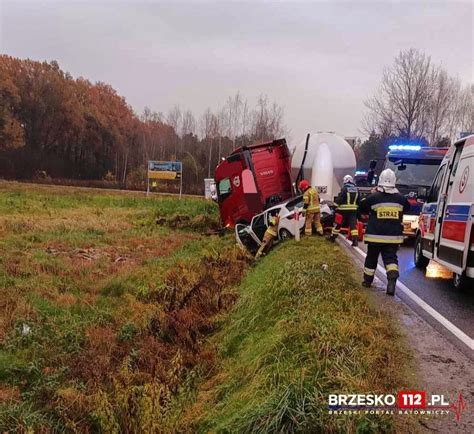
215, 138, 294, 227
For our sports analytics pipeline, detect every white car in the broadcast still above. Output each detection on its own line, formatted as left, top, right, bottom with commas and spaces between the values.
235, 196, 333, 252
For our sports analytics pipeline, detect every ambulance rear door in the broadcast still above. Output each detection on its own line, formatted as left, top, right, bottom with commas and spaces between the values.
420, 162, 449, 258
433, 140, 468, 274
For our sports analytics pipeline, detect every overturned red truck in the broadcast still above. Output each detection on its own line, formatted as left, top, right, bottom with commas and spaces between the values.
214, 139, 294, 228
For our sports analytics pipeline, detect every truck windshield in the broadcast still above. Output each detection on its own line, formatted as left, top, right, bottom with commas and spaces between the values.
385, 159, 441, 187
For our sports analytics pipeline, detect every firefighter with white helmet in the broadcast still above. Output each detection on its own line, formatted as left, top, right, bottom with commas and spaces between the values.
358, 169, 410, 295
299, 179, 323, 236
329, 174, 360, 246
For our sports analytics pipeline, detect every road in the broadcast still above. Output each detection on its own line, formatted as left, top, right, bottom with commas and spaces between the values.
355, 240, 474, 356
395, 244, 474, 339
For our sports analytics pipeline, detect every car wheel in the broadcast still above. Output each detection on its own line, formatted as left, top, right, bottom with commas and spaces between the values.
414, 234, 429, 270
453, 272, 472, 291
279, 228, 292, 241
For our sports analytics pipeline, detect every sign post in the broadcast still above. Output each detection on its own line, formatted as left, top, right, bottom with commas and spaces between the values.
147, 161, 183, 197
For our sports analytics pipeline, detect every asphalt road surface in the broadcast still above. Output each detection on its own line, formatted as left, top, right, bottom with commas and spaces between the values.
358, 240, 474, 345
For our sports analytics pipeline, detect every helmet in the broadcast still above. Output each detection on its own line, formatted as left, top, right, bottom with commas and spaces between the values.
269, 215, 279, 226
343, 175, 354, 184
378, 169, 397, 188
299, 179, 309, 191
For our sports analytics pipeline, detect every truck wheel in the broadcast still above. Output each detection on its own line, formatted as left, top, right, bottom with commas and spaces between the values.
279, 229, 292, 241
414, 234, 429, 270
453, 272, 472, 291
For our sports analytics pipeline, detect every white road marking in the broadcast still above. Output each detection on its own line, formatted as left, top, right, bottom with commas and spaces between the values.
338, 236, 474, 351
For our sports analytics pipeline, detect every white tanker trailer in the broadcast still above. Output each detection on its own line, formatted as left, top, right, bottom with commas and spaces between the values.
290, 132, 356, 201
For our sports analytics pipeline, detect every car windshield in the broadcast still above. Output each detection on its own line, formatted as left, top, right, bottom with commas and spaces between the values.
385, 159, 441, 187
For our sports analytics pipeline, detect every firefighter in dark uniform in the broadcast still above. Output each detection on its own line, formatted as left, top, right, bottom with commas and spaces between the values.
329, 175, 360, 246
358, 169, 410, 295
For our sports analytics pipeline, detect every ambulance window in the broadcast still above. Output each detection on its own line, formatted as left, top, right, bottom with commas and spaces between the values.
218, 178, 232, 200
450, 142, 464, 177
427, 165, 446, 203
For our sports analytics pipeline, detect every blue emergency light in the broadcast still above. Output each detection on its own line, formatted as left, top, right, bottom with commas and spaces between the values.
388, 145, 421, 151
355, 171, 367, 175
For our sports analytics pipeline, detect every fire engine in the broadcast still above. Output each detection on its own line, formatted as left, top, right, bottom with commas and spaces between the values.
214, 139, 293, 227
367, 144, 448, 237
415, 134, 474, 290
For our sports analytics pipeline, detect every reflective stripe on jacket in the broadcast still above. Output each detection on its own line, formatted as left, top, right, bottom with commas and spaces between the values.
358, 191, 410, 244
303, 187, 320, 212
335, 182, 359, 211
265, 215, 279, 237
265, 227, 277, 237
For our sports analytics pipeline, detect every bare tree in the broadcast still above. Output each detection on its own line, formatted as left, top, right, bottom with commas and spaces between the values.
217, 107, 227, 160
364, 48, 436, 139
251, 94, 285, 141
200, 108, 214, 177
435, 81, 472, 143
457, 84, 474, 134
167, 105, 181, 157
226, 92, 244, 149
428, 69, 457, 145
181, 109, 196, 137
167, 105, 182, 135
241, 98, 250, 139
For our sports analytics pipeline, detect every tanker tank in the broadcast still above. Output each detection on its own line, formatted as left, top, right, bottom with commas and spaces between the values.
290, 132, 356, 201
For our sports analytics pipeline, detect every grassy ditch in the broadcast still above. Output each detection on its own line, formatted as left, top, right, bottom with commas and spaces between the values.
0, 182, 250, 432
186, 237, 413, 433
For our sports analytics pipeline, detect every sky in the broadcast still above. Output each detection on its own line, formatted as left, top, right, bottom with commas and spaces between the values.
0, 0, 472, 143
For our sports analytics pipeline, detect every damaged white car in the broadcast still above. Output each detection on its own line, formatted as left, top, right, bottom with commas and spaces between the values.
235, 196, 333, 253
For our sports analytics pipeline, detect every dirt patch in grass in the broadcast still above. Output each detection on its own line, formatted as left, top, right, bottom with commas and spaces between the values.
156, 213, 222, 232
0, 385, 20, 403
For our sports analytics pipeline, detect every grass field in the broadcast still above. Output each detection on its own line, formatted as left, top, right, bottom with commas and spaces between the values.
185, 238, 414, 433
0, 182, 413, 433
0, 182, 250, 432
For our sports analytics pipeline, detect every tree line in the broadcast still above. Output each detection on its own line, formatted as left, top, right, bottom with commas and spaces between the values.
1, 50, 472, 189
0, 55, 286, 193
357, 48, 473, 169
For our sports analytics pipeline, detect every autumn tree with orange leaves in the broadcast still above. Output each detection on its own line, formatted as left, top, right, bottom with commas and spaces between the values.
0, 55, 287, 193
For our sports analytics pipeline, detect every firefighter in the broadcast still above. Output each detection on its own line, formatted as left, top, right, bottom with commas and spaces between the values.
255, 215, 280, 259
299, 179, 323, 236
329, 174, 360, 246
358, 169, 410, 296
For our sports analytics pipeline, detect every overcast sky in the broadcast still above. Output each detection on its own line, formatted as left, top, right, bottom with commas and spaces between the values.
1, 0, 472, 142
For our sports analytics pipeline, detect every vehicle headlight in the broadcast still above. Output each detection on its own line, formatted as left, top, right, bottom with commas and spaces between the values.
403, 215, 418, 229
403, 215, 418, 223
